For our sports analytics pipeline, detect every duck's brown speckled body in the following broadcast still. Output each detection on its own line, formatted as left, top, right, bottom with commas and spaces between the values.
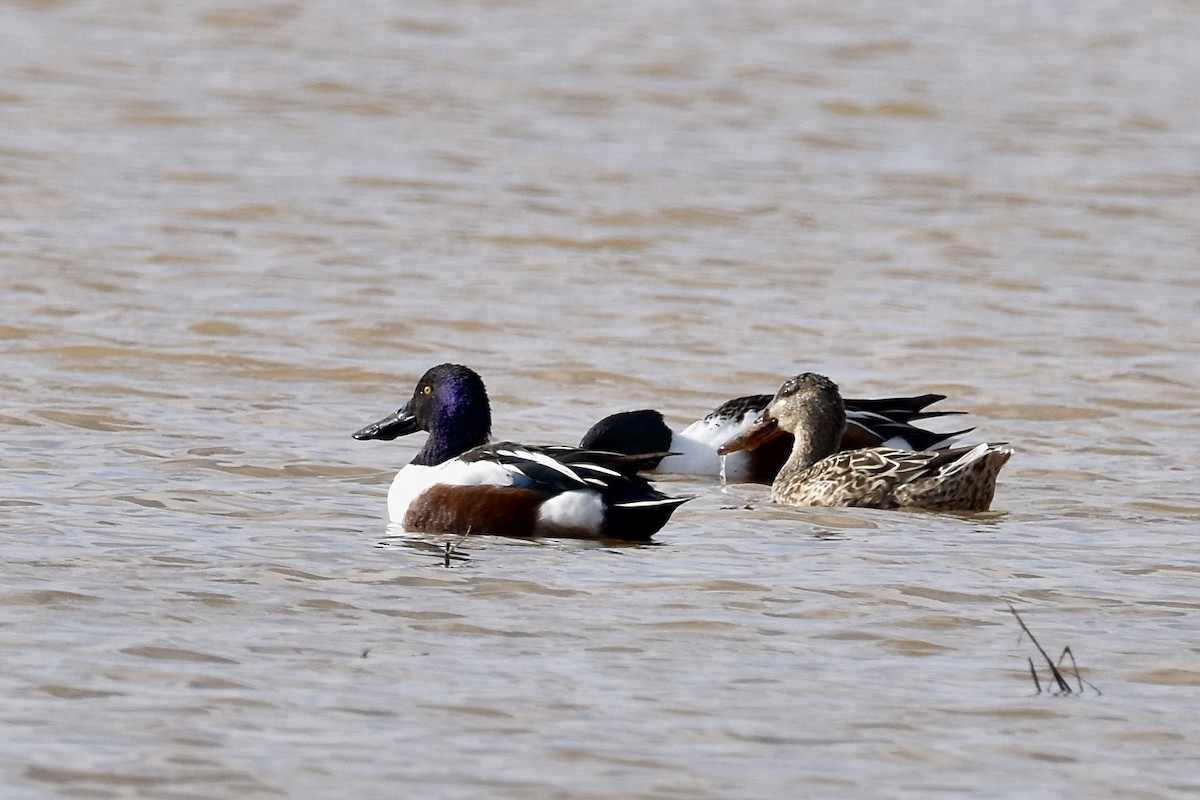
720, 373, 1011, 512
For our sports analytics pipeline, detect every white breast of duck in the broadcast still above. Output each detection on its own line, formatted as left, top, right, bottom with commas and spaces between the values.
387, 449, 609, 534
386, 457, 510, 527
669, 403, 765, 483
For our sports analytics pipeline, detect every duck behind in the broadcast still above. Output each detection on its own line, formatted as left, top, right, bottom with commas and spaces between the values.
581, 388, 972, 484
354, 364, 690, 541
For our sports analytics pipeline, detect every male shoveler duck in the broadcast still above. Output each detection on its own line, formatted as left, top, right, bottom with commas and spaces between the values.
353, 363, 690, 541
717, 373, 1011, 511
580, 388, 972, 484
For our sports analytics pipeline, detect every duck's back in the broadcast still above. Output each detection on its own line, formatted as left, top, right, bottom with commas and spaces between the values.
773, 447, 917, 508
773, 444, 1011, 511
891, 443, 1012, 511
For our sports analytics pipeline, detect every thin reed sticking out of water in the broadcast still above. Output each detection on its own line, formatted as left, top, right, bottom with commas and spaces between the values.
1008, 603, 1101, 696
443, 529, 472, 568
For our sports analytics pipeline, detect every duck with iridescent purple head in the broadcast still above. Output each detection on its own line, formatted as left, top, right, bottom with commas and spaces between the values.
354, 364, 690, 541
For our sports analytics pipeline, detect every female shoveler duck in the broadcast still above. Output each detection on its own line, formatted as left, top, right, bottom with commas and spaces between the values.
580, 388, 971, 484
353, 363, 690, 541
718, 373, 1011, 511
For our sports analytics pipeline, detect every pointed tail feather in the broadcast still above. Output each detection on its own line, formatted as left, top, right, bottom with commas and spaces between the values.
845, 393, 952, 422
875, 423, 976, 451
603, 496, 692, 541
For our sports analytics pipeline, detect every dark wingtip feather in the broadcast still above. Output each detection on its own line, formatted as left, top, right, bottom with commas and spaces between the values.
602, 495, 692, 541
845, 393, 957, 423
903, 426, 976, 451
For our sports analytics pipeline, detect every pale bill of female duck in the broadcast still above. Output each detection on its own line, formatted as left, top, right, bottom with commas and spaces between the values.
718, 373, 1012, 511
354, 363, 690, 541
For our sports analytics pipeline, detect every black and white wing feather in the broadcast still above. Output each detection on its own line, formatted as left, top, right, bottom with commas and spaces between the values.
461, 442, 672, 497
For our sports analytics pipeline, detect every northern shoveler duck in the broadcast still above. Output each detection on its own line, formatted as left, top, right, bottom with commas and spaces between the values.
353, 363, 690, 541
718, 373, 1011, 511
580, 388, 971, 484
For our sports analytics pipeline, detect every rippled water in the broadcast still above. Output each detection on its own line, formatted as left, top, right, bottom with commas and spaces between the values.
4, 1, 1200, 797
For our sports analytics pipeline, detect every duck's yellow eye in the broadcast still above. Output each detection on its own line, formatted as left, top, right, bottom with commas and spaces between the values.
422, 385, 432, 396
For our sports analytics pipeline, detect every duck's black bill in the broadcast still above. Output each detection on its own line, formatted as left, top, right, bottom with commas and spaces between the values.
353, 404, 420, 441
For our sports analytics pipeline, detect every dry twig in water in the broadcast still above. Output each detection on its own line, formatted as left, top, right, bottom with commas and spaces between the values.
1007, 603, 1100, 696
443, 529, 472, 568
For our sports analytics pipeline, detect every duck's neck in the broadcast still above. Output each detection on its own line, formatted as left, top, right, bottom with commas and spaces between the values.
784, 407, 846, 471
414, 432, 472, 467
413, 408, 491, 467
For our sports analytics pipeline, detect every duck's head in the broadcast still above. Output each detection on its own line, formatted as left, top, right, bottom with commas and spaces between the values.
718, 372, 846, 462
580, 410, 672, 456
353, 363, 492, 466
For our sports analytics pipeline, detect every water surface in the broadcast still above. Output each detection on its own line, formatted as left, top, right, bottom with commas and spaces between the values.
3, 1, 1200, 797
